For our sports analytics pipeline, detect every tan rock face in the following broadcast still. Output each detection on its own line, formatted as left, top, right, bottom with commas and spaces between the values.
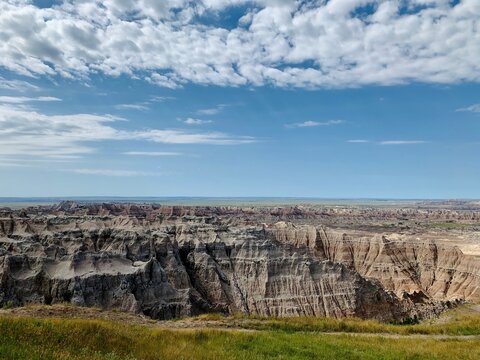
268, 223, 480, 303
1, 203, 478, 321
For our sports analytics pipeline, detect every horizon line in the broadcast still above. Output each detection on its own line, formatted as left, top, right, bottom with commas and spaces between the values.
1, 196, 478, 201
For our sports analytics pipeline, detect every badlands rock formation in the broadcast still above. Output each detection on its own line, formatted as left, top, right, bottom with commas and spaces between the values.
1, 202, 478, 322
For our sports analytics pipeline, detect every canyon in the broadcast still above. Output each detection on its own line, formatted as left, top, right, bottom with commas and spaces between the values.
1, 202, 479, 322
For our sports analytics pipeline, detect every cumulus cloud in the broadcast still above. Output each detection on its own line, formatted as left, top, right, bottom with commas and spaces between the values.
0, 0, 478, 89
286, 120, 344, 128
0, 102, 255, 157
145, 73, 182, 89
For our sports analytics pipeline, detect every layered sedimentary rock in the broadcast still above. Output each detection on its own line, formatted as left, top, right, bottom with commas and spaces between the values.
269, 222, 480, 302
1, 203, 478, 322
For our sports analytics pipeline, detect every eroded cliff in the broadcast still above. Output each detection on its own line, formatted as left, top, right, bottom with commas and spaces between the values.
1, 203, 478, 322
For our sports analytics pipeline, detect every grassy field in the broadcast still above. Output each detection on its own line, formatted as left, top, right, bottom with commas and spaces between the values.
1, 306, 479, 360
188, 310, 480, 335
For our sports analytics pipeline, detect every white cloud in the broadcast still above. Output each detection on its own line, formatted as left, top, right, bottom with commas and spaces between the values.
0, 161, 28, 167
380, 140, 427, 145
0, 1, 478, 88
71, 169, 161, 177
456, 104, 480, 113
0, 157, 73, 163
150, 96, 175, 102
115, 103, 149, 111
146, 73, 182, 89
0, 77, 39, 92
135, 129, 255, 145
114, 96, 175, 111
124, 151, 182, 156
0, 102, 255, 157
347, 139, 369, 143
0, 96, 61, 104
196, 104, 229, 115
286, 120, 344, 128
182, 117, 213, 125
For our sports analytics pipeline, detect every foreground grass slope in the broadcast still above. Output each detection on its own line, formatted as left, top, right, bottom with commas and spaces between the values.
1, 305, 479, 360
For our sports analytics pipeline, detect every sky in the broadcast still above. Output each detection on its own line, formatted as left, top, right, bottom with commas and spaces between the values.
0, 0, 479, 199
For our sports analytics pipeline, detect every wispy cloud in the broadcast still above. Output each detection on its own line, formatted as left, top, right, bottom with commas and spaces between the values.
181, 117, 213, 125
124, 151, 182, 156
0, 161, 28, 167
0, 103, 255, 158
0, 96, 61, 104
136, 130, 255, 145
347, 139, 369, 143
115, 103, 149, 111
1, 158, 73, 164
71, 169, 161, 177
0, 77, 39, 92
114, 96, 174, 111
286, 120, 344, 128
150, 96, 175, 102
196, 104, 228, 115
348, 139, 427, 145
380, 140, 427, 145
456, 104, 480, 113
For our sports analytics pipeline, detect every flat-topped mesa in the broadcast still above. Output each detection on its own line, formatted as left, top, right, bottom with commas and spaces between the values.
1, 203, 478, 322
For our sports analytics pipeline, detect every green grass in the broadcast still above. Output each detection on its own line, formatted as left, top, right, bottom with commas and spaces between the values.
0, 316, 479, 360
192, 312, 480, 335
425, 221, 480, 230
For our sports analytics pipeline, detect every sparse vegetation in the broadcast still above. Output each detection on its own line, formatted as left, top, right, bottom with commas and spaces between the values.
1, 300, 14, 310
426, 221, 480, 230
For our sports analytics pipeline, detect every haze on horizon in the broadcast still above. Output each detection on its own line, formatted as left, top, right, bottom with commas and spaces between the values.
0, 0, 479, 199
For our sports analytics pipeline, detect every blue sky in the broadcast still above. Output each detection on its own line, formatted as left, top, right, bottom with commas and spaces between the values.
0, 0, 479, 198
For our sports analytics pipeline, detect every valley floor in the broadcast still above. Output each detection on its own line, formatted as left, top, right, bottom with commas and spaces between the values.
1, 305, 479, 360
